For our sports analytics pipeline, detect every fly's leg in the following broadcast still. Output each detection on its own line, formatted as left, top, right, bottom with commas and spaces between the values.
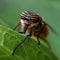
44, 39, 51, 48
13, 22, 21, 32
40, 37, 51, 48
37, 37, 40, 45
12, 34, 31, 55
12, 24, 31, 55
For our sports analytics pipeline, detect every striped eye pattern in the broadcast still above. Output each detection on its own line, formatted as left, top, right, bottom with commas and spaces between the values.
30, 15, 39, 23
21, 11, 39, 22
32, 20, 39, 23
21, 11, 31, 21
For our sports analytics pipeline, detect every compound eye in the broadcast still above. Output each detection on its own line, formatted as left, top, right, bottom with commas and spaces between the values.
32, 20, 39, 23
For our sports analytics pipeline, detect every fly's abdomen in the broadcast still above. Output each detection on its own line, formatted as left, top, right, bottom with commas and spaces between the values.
39, 25, 49, 39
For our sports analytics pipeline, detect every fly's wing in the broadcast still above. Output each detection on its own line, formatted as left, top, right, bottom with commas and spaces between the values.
46, 22, 60, 38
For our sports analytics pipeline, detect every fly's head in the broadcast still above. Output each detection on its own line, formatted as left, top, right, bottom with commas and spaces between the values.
20, 11, 43, 28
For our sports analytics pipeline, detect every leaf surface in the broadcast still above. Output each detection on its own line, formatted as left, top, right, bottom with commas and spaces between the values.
0, 25, 59, 60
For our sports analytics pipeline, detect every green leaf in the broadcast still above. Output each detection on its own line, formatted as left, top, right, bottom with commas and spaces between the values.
0, 25, 59, 60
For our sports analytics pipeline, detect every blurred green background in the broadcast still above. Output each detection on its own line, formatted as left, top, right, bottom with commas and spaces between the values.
0, 0, 60, 59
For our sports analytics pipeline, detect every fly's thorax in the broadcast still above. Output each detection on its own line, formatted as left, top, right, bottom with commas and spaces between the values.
27, 23, 41, 36
27, 22, 49, 40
